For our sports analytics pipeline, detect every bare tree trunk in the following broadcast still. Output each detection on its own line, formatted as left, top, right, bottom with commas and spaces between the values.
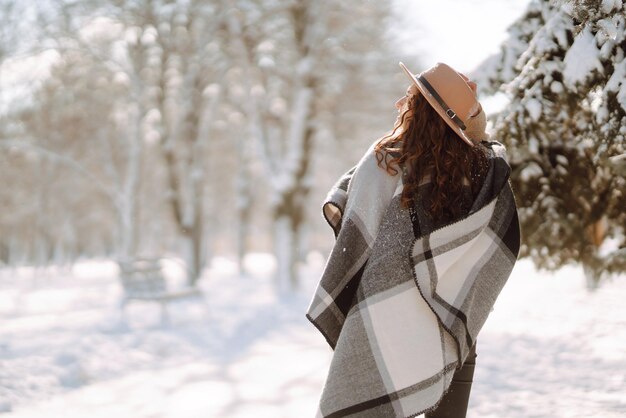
272, 81, 315, 290
235, 135, 252, 275
273, 120, 314, 292
273, 215, 296, 293
227, 1, 322, 291
178, 81, 221, 285
184, 164, 204, 285
117, 104, 144, 260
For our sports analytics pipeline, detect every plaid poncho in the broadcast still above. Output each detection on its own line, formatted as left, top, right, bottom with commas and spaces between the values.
305, 139, 521, 417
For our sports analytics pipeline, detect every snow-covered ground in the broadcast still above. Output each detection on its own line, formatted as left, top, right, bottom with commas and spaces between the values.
0, 254, 624, 418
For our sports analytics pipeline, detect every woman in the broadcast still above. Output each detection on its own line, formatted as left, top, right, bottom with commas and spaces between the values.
306, 62, 520, 418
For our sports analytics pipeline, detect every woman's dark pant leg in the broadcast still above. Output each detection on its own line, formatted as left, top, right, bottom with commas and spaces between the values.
425, 343, 477, 418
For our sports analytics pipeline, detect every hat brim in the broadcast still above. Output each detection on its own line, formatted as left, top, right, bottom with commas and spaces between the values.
399, 62, 475, 147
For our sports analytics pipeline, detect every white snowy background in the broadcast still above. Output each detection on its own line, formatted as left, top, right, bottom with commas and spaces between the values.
1, 1, 625, 417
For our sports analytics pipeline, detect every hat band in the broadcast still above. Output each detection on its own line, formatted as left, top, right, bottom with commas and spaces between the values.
418, 75, 467, 131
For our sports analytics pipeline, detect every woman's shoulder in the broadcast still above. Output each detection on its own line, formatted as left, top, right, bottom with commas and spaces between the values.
365, 138, 403, 173
479, 140, 512, 182
479, 140, 508, 162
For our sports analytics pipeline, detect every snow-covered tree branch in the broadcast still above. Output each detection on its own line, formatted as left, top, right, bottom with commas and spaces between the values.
475, 0, 626, 286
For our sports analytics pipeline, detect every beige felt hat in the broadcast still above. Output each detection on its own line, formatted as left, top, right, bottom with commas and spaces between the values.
399, 61, 481, 146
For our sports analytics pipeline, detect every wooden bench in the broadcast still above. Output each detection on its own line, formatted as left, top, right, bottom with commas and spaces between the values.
117, 257, 202, 325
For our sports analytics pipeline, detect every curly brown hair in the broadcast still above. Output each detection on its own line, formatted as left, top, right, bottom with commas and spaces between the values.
374, 91, 490, 224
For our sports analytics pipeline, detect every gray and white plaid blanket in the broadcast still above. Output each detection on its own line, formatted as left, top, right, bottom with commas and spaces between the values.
306, 139, 521, 417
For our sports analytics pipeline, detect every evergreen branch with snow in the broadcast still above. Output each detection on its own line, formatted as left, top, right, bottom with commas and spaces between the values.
474, 0, 626, 286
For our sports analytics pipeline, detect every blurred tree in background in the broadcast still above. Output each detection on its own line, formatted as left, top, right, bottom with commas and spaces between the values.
225, 0, 399, 291
473, 0, 625, 287
0, 0, 404, 290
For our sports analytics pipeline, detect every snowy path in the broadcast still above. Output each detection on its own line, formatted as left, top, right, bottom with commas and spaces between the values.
0, 256, 624, 417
